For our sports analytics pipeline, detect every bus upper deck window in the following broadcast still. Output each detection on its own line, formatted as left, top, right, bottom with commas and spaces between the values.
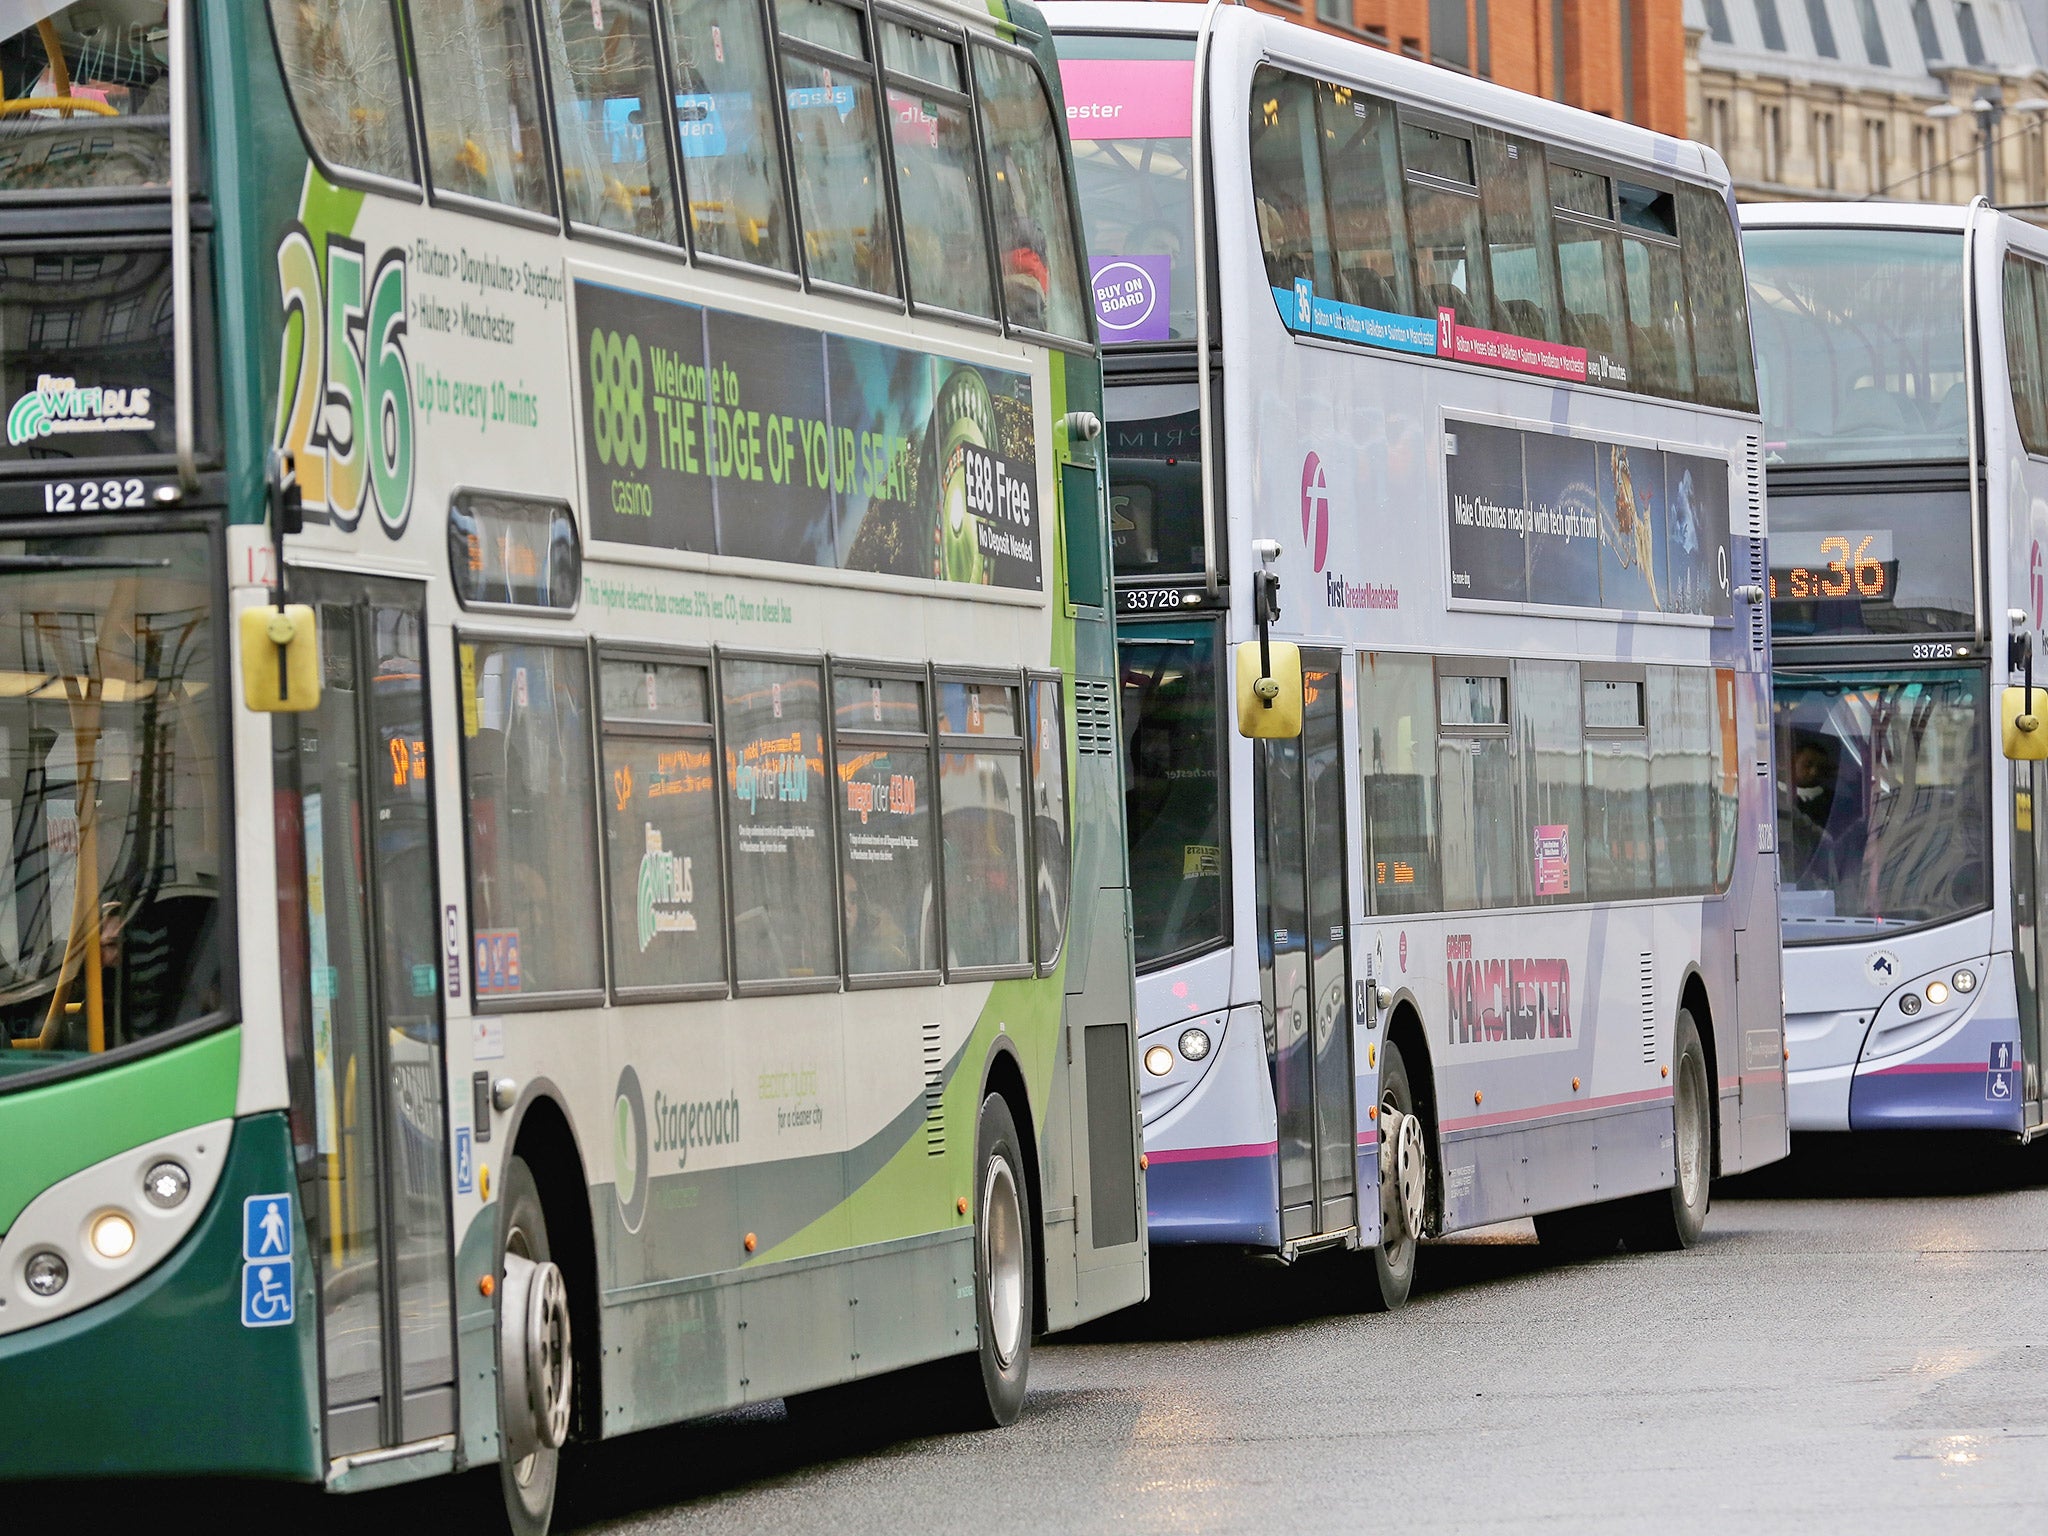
0, 3, 178, 194
973, 44, 1089, 343
269, 0, 412, 185
411, 0, 554, 214
776, 0, 901, 299
666, 0, 795, 272
538, 0, 679, 243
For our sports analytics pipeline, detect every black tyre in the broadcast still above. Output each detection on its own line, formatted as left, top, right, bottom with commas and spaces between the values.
1366, 1040, 1423, 1312
496, 1154, 570, 1536
938, 1092, 1035, 1428
1624, 1008, 1713, 1251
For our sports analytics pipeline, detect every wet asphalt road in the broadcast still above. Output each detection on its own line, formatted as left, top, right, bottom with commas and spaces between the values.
26, 1136, 2048, 1532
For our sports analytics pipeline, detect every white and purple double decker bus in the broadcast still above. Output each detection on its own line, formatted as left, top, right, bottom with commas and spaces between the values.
1050, 1, 1789, 1304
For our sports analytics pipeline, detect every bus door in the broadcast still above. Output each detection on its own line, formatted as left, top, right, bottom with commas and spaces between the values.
2015, 760, 2047, 1123
1254, 650, 1357, 1242
277, 571, 456, 1460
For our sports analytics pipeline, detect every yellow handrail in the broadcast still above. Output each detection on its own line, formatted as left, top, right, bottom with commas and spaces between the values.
0, 97, 120, 118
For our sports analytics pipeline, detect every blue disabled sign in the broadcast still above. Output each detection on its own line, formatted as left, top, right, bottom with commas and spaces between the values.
243, 1192, 293, 1261
1989, 1042, 2017, 1102
241, 1259, 294, 1328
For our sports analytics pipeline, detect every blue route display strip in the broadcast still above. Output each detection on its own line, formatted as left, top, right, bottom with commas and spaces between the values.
1271, 282, 1438, 355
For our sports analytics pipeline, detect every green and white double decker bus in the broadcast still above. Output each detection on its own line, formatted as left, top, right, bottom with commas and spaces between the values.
0, 0, 1143, 1527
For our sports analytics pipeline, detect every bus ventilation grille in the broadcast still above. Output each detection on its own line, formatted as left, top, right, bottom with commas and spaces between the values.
923, 1019, 945, 1156
1639, 953, 1657, 1065
1744, 434, 1768, 659
1074, 678, 1115, 755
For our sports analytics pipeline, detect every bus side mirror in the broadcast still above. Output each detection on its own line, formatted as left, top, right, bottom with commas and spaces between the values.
2003, 685, 2048, 760
1235, 639, 1302, 739
241, 603, 322, 713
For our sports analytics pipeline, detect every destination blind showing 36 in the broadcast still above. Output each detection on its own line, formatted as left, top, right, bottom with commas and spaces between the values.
573, 280, 1043, 591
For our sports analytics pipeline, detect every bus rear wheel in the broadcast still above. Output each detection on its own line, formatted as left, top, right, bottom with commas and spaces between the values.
1366, 1039, 1424, 1312
1625, 1009, 1712, 1251
938, 1092, 1034, 1429
497, 1153, 573, 1536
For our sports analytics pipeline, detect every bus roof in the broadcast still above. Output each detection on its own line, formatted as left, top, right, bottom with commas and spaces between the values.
1043, 0, 1726, 189
1739, 201, 1978, 232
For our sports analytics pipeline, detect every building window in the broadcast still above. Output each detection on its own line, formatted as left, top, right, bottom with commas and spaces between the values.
1761, 102, 1785, 181
1865, 117, 1889, 192
1704, 0, 1734, 42
1813, 111, 1838, 190
1431, 0, 1471, 69
1549, 0, 1564, 96
1476, 0, 1492, 75
1914, 122, 1940, 197
1955, 0, 1985, 63
1853, 0, 1890, 62
1804, 0, 1838, 56
1755, 0, 1788, 50
1911, 0, 1942, 57
1706, 96, 1732, 151
1317, 0, 1349, 23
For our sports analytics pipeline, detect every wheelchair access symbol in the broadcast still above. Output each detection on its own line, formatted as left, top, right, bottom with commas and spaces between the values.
241, 1192, 294, 1328
1989, 1042, 2017, 1103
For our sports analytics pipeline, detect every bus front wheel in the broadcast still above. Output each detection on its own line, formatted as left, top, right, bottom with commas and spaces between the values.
497, 1153, 572, 1536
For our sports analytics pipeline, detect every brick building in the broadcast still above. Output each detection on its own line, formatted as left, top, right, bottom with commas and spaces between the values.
1143, 0, 1691, 135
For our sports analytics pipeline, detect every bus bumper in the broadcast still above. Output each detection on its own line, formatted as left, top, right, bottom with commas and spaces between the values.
1143, 1144, 1281, 1248
1849, 1011, 2027, 1134
0, 1113, 320, 1482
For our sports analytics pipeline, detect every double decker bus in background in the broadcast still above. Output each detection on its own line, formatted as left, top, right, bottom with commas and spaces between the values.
1049, 1, 1788, 1305
1745, 202, 2048, 1137
0, 0, 1143, 1528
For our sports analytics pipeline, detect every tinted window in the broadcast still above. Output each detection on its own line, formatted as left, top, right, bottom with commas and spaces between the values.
1055, 36, 1197, 341
460, 639, 602, 998
1745, 225, 1966, 465
883, 29, 994, 318
0, 532, 223, 1061
937, 678, 1029, 971
1479, 130, 1560, 342
1516, 660, 1584, 902
1649, 666, 1717, 892
1407, 179, 1490, 330
1556, 218, 1629, 379
1248, 66, 1325, 297
0, 1, 177, 195
1776, 667, 1988, 941
271, 0, 412, 183
600, 657, 725, 993
1361, 651, 1441, 915
2006, 254, 2048, 456
538, 0, 678, 240
667, 0, 796, 270
447, 493, 581, 611
974, 45, 1089, 341
1106, 381, 1205, 578
1678, 183, 1758, 411
832, 669, 937, 979
1120, 622, 1226, 964
778, 0, 898, 297
1317, 81, 1414, 316
412, 0, 553, 213
1623, 232, 1694, 398
720, 656, 837, 984
1028, 677, 1069, 968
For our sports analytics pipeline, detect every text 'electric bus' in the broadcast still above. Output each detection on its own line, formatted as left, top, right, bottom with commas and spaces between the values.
1050, 0, 1788, 1305
0, 1, 1144, 1529
1747, 200, 2048, 1138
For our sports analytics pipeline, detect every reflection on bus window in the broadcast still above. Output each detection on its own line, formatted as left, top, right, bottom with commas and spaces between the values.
832, 669, 936, 979
973, 44, 1088, 341
1775, 669, 1989, 941
1106, 382, 1205, 578
666, 0, 794, 270
270, 0, 411, 182
1028, 678, 1068, 968
1119, 623, 1225, 966
411, 0, 553, 213
720, 656, 837, 983
0, 531, 223, 1060
459, 640, 602, 997
1361, 651, 1440, 915
777, 0, 898, 297
0, 2, 175, 194
881, 19, 994, 320
538, 0, 678, 241
1745, 227, 1966, 466
938, 679, 1028, 971
1479, 129, 1560, 343
1054, 34, 1197, 340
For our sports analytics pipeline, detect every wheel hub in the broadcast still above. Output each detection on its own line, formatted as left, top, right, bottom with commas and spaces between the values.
1379, 1109, 1427, 1242
983, 1155, 1026, 1369
500, 1251, 573, 1463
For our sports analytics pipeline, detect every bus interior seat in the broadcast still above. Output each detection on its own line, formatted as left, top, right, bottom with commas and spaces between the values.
1499, 297, 1548, 340
1341, 265, 1401, 315
1836, 383, 1915, 435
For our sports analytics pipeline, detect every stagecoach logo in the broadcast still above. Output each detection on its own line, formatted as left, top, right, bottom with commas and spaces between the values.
7, 376, 154, 445
613, 1065, 649, 1234
636, 824, 697, 951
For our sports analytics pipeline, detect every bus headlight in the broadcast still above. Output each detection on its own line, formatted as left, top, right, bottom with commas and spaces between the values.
143, 1161, 190, 1209
89, 1212, 136, 1261
23, 1251, 67, 1297
1953, 969, 1977, 994
1925, 981, 1951, 1007
1143, 1045, 1175, 1076
1178, 1027, 1212, 1062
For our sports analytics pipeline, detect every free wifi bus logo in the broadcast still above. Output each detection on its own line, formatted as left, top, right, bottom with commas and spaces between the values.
1300, 451, 1330, 573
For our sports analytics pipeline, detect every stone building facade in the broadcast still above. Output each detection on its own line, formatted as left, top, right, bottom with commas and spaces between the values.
1687, 0, 2048, 205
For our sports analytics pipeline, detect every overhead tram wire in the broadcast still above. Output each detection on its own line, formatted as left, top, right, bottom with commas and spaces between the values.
1859, 115, 2037, 202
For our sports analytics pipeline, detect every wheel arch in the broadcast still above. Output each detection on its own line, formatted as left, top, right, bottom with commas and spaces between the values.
1677, 967, 1722, 1179
505, 1082, 602, 1442
979, 1040, 1047, 1336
